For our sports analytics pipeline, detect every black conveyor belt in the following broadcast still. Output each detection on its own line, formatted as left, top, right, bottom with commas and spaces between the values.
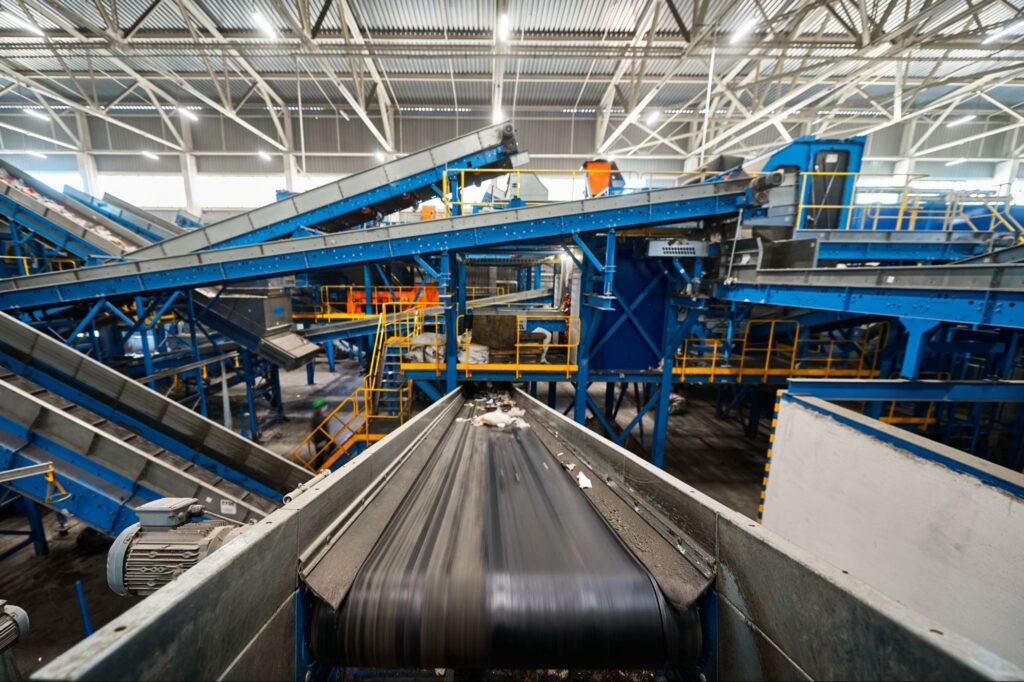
312, 407, 700, 669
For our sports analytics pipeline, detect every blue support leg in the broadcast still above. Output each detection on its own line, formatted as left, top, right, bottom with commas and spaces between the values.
547, 380, 557, 408
325, 341, 336, 373
900, 318, 940, 379
20, 496, 48, 557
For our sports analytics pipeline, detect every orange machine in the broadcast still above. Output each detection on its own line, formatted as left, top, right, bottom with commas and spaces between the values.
581, 159, 625, 197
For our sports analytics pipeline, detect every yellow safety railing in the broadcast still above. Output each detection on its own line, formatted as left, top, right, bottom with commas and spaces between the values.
396, 311, 580, 379
439, 166, 714, 216
795, 171, 1022, 234
290, 307, 417, 472
675, 320, 886, 382
0, 255, 78, 276
296, 284, 444, 322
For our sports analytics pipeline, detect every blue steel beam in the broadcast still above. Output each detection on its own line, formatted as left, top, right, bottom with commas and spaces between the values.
0, 176, 757, 310
816, 240, 989, 262
786, 379, 1024, 402
63, 186, 172, 243
716, 280, 1024, 329
0, 444, 152, 537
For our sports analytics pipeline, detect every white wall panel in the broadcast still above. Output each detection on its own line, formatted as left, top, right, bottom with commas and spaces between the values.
763, 394, 1024, 666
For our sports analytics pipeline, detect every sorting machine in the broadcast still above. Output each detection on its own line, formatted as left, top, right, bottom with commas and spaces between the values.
38, 389, 1014, 680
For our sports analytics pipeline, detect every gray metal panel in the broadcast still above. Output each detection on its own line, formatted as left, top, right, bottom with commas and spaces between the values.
34, 390, 465, 682
126, 122, 517, 259
101, 193, 185, 235
515, 389, 1023, 680
0, 312, 310, 493
0, 158, 137, 244
0, 170, 125, 257
0, 379, 269, 524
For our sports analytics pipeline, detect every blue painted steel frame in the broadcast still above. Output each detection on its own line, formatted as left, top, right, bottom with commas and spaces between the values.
716, 281, 1024, 329
0, 197, 106, 259
0, 185, 747, 310
0, 347, 282, 501
63, 186, 167, 243
786, 379, 1024, 402
0, 441, 151, 536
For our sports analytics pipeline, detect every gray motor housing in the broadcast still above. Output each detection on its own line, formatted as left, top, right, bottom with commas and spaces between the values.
107, 498, 245, 596
0, 601, 28, 653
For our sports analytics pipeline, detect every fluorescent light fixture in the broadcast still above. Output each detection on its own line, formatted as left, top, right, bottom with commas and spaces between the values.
374, 150, 385, 162
258, 150, 272, 161
496, 13, 511, 41
730, 17, 758, 44
26, 151, 46, 159
141, 151, 159, 161
2, 11, 44, 36
178, 107, 199, 122
944, 158, 967, 167
947, 114, 977, 127
492, 108, 504, 124
983, 19, 1024, 44
252, 10, 278, 40
22, 107, 48, 121
646, 110, 660, 125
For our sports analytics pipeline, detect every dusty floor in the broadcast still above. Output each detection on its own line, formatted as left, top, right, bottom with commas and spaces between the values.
0, 359, 766, 676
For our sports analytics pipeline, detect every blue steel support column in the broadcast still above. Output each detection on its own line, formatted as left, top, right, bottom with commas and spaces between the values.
441, 252, 457, 392
604, 382, 615, 419
325, 341, 336, 373
363, 264, 374, 367
456, 256, 467, 317
900, 318, 940, 379
186, 292, 208, 417
241, 351, 259, 439
652, 301, 701, 468
547, 381, 557, 408
449, 175, 461, 217
134, 297, 155, 385
574, 259, 596, 424
19, 496, 48, 557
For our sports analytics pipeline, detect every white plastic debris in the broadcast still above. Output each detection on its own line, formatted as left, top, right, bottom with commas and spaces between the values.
577, 472, 592, 489
507, 407, 526, 418
566, 462, 576, 472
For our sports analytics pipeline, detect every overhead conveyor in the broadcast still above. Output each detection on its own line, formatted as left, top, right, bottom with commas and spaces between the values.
126, 122, 522, 259
0, 174, 773, 310
0, 311, 311, 497
0, 159, 150, 257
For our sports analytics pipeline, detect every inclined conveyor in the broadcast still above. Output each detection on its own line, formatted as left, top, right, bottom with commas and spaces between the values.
127, 122, 521, 258
0, 376, 274, 532
0, 173, 771, 310
0, 311, 310, 498
63, 186, 184, 243
0, 159, 151, 258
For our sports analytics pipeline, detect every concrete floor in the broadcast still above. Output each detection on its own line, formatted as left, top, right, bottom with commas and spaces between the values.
0, 359, 767, 675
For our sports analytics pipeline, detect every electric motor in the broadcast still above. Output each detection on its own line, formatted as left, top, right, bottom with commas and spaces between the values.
107, 498, 246, 597
0, 601, 28, 654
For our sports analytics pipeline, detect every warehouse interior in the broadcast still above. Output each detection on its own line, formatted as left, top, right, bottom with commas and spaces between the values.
0, 1, 1023, 680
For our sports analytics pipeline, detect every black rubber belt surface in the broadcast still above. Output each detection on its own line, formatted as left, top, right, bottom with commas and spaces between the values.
313, 413, 699, 669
